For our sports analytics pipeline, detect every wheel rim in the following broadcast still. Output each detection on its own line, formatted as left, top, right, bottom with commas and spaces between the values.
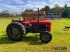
42, 34, 50, 42
12, 27, 19, 35
11, 26, 20, 38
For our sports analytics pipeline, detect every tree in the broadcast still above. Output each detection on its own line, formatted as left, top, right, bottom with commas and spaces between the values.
62, 4, 70, 17
52, 4, 62, 10
44, 6, 50, 11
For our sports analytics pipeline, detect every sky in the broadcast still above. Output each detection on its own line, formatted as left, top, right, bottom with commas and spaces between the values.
0, 0, 70, 13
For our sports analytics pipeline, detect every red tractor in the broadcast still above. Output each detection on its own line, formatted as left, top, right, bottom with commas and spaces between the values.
6, 8, 52, 43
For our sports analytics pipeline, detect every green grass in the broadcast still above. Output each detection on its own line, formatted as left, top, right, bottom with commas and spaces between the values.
0, 17, 70, 52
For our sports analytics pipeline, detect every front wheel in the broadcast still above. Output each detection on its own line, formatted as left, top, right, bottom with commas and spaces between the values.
40, 31, 52, 43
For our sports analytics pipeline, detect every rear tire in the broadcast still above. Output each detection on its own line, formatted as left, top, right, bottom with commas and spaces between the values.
6, 22, 26, 41
40, 31, 52, 43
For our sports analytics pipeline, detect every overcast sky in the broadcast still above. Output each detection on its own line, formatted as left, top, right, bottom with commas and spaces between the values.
0, 0, 70, 13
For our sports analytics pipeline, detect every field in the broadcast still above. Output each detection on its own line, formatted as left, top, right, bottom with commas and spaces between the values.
0, 17, 70, 52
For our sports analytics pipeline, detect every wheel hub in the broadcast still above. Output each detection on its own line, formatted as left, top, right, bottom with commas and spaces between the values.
12, 27, 19, 36
42, 34, 50, 41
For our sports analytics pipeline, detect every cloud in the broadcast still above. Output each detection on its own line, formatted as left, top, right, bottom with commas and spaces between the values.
49, 0, 70, 6
0, 0, 70, 13
11, 0, 24, 3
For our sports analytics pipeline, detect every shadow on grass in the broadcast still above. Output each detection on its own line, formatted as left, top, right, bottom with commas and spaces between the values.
0, 35, 18, 45
0, 34, 45, 45
22, 36, 44, 45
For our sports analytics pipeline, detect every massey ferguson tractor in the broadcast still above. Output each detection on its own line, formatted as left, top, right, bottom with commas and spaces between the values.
6, 8, 52, 43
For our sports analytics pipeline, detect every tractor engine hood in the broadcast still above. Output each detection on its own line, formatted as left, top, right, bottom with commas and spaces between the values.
30, 20, 51, 25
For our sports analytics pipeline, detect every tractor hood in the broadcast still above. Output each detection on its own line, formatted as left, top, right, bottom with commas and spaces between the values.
30, 20, 51, 25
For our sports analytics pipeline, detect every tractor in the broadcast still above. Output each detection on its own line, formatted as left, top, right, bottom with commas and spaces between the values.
6, 8, 52, 43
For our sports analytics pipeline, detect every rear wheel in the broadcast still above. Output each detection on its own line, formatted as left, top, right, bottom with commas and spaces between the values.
40, 31, 52, 43
6, 22, 26, 41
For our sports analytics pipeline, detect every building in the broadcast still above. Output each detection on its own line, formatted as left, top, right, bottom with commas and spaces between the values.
21, 9, 62, 20
2, 10, 17, 17
2, 10, 9, 14
45, 10, 62, 20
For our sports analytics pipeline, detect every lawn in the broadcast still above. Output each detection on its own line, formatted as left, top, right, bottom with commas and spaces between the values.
0, 17, 70, 52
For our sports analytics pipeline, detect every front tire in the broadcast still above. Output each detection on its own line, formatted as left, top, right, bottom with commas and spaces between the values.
6, 22, 26, 41
40, 31, 52, 43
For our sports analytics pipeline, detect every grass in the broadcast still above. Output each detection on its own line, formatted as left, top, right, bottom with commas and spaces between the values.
0, 17, 70, 52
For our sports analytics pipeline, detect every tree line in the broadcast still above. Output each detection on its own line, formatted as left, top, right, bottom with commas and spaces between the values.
40, 4, 70, 18
0, 4, 70, 18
